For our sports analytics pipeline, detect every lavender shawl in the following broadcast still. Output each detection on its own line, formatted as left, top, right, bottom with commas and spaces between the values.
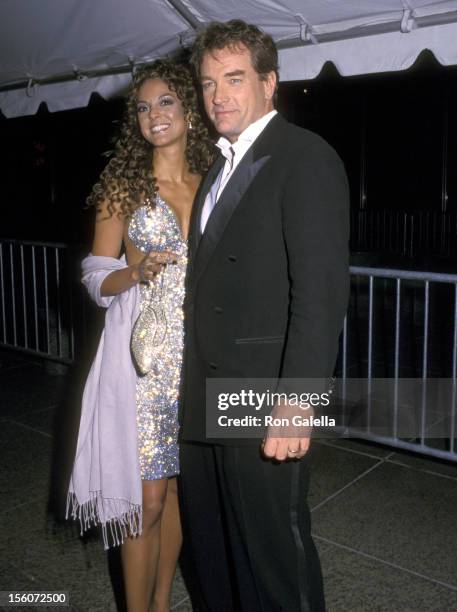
66, 254, 142, 549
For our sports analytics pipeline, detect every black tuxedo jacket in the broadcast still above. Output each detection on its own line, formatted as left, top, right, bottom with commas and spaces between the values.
179, 114, 349, 444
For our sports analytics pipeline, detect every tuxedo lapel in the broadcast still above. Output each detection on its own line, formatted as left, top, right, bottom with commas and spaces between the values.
192, 148, 271, 283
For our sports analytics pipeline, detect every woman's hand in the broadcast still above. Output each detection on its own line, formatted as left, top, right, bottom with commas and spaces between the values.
133, 250, 178, 283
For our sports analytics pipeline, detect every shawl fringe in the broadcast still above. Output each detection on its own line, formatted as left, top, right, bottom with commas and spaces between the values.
66, 490, 143, 550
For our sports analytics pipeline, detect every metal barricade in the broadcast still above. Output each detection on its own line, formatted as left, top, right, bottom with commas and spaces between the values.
339, 266, 457, 462
1, 240, 456, 461
351, 209, 457, 258
0, 239, 87, 364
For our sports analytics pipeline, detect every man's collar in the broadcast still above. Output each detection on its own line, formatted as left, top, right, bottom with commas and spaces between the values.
216, 109, 278, 158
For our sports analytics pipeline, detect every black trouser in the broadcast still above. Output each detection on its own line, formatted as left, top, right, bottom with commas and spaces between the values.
178, 443, 325, 612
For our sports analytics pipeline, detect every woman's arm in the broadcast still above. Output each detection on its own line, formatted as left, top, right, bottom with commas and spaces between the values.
91, 199, 177, 297
91, 199, 141, 297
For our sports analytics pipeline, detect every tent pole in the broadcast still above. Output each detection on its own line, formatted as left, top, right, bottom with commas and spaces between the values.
166, 0, 202, 30
277, 9, 457, 49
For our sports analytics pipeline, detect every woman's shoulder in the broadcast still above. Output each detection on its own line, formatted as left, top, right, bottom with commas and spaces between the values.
95, 196, 127, 224
95, 181, 146, 222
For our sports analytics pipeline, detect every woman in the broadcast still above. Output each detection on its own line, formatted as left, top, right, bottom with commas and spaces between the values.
67, 59, 214, 612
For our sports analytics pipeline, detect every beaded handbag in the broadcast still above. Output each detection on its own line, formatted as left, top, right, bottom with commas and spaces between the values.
131, 273, 167, 375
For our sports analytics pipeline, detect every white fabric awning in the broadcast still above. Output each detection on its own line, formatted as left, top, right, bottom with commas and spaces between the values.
279, 20, 457, 81
1, 0, 457, 118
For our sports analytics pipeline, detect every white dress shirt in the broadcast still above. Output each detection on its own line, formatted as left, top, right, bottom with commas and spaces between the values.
200, 110, 278, 233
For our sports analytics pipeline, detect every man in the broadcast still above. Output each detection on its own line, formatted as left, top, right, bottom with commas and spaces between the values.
179, 20, 349, 612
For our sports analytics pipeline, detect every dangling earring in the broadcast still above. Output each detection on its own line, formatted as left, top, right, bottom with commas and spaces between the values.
188, 120, 193, 130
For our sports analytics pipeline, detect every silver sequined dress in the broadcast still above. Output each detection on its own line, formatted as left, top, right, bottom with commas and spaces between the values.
128, 194, 187, 480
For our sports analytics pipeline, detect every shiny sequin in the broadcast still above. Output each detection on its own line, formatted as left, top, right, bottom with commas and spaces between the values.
128, 194, 187, 480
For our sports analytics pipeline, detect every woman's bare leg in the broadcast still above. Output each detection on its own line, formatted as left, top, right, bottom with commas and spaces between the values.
121, 479, 168, 612
151, 477, 182, 611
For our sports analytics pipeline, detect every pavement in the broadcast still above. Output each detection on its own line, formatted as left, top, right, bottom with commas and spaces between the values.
1, 349, 457, 611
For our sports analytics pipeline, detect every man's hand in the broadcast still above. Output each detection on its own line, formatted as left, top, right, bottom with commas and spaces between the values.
261, 400, 313, 461
262, 435, 310, 461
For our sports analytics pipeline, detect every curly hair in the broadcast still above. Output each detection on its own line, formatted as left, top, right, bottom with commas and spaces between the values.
87, 59, 215, 217
191, 20, 279, 86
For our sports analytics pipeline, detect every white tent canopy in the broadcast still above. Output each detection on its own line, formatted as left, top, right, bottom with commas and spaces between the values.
1, 0, 457, 118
